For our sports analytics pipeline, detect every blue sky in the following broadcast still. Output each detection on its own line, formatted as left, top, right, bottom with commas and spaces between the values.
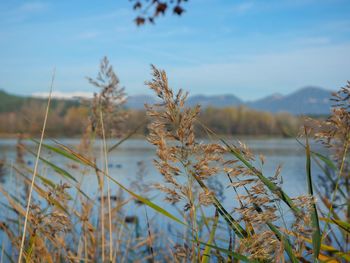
0, 0, 350, 100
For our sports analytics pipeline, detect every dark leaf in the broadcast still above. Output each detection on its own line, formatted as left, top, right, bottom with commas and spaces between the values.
156, 3, 167, 16
173, 5, 184, 15
135, 16, 146, 26
133, 2, 142, 10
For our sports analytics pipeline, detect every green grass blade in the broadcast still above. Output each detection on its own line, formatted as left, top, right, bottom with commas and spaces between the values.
267, 223, 298, 263
197, 241, 256, 263
314, 158, 347, 199
53, 139, 97, 168
25, 146, 78, 183
296, 138, 347, 199
241, 185, 298, 263
201, 209, 219, 263
105, 172, 187, 226
311, 151, 337, 171
288, 231, 350, 261
22, 165, 92, 202
35, 140, 187, 226
221, 139, 301, 217
320, 217, 350, 233
20, 164, 80, 205
191, 173, 247, 238
304, 130, 321, 259
213, 196, 247, 238
47, 138, 245, 234
36, 175, 56, 188
31, 139, 86, 166
108, 121, 146, 153
17, 171, 70, 215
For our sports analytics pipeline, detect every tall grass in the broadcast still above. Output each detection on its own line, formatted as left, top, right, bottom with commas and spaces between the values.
18, 69, 55, 263
0, 60, 349, 262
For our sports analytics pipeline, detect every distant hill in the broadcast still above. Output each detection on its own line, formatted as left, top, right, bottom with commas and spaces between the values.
246, 93, 284, 111
124, 87, 333, 115
123, 94, 243, 109
0, 87, 334, 115
247, 87, 332, 115
186, 94, 243, 108
0, 90, 30, 112
0, 90, 79, 113
126, 95, 157, 109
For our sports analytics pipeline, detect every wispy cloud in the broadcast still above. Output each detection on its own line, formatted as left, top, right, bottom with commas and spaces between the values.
168, 42, 350, 99
18, 2, 48, 13
0, 1, 49, 24
1, 0, 349, 98
32, 91, 93, 99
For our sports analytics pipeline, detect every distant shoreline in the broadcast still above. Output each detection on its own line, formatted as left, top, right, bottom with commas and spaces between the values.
0, 133, 294, 140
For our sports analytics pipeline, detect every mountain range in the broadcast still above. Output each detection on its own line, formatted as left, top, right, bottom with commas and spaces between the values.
126, 87, 333, 115
1, 86, 334, 115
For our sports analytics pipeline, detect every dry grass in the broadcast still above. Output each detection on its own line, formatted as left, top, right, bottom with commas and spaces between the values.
18, 69, 55, 263
0, 61, 349, 262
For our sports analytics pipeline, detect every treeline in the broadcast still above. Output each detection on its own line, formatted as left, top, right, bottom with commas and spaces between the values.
197, 107, 300, 137
0, 90, 79, 114
0, 103, 301, 137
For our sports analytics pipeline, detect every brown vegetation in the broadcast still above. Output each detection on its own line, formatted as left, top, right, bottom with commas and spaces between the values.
0, 105, 301, 138
0, 60, 348, 262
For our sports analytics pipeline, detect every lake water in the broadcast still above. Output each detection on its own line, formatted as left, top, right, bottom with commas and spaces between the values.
0, 137, 327, 210
0, 137, 328, 243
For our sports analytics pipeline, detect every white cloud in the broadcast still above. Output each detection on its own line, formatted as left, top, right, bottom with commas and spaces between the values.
32, 91, 93, 99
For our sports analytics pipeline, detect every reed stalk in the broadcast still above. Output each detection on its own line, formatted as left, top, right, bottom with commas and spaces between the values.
18, 69, 55, 263
100, 110, 113, 262
321, 134, 349, 241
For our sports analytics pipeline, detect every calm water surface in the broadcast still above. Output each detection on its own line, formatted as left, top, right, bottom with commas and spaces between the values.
0, 138, 327, 227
